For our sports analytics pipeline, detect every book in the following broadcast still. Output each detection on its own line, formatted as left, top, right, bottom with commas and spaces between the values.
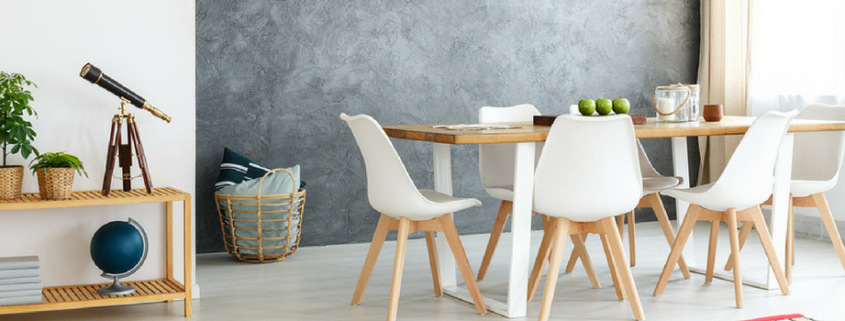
0, 289, 41, 299
0, 277, 40, 286
0, 281, 42, 293
0, 269, 39, 280
0, 295, 42, 306
0, 256, 38, 270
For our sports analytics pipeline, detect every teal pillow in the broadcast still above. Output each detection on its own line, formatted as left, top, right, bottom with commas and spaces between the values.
215, 148, 307, 191
218, 165, 302, 256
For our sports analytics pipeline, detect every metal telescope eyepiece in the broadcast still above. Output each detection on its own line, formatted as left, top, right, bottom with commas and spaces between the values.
80, 63, 171, 123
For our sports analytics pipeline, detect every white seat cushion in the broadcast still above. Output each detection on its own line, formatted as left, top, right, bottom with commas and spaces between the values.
661, 182, 770, 212
416, 189, 482, 220
642, 176, 682, 196
791, 179, 837, 198
484, 186, 514, 202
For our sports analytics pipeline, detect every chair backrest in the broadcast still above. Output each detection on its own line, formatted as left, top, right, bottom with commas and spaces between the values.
637, 140, 663, 179
707, 111, 798, 208
478, 104, 541, 192
792, 104, 845, 182
533, 115, 642, 221
340, 113, 432, 218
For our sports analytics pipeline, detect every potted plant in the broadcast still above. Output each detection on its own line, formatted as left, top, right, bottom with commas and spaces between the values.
0, 71, 38, 199
30, 152, 87, 200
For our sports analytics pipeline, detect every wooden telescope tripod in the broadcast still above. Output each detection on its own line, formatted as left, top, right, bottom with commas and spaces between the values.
102, 98, 153, 196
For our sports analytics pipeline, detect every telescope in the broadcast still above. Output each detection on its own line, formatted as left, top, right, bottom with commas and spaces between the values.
80, 63, 171, 122
79, 63, 171, 196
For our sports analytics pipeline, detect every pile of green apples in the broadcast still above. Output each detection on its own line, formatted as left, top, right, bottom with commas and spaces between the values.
578, 98, 630, 116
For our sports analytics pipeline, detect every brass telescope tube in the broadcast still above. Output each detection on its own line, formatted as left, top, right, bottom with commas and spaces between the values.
79, 63, 171, 123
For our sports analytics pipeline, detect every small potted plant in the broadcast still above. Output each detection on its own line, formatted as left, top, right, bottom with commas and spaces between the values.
0, 71, 38, 199
30, 152, 87, 200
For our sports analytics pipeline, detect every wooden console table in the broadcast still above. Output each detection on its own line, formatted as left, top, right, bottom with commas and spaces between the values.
0, 187, 192, 317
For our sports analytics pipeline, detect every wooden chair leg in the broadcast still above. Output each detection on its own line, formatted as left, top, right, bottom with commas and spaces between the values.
784, 195, 794, 282
352, 214, 391, 305
655, 205, 699, 296
706, 220, 720, 283
477, 200, 511, 281
602, 217, 645, 321
617, 214, 625, 241
538, 217, 571, 321
564, 236, 580, 274
387, 217, 411, 321
542, 215, 553, 264
571, 233, 601, 288
650, 193, 691, 278
788, 195, 795, 268
750, 206, 790, 294
812, 193, 845, 275
439, 214, 487, 315
601, 233, 626, 301
528, 217, 556, 302
628, 210, 636, 267
725, 208, 743, 308
424, 231, 442, 297
724, 221, 754, 271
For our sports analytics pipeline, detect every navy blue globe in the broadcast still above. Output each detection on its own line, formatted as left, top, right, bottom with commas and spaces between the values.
90, 221, 146, 275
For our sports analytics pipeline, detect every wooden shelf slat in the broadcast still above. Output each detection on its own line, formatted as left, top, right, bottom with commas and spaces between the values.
0, 279, 186, 315
0, 187, 187, 211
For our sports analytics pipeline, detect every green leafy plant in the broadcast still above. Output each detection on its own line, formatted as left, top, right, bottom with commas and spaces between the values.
0, 71, 38, 166
29, 152, 88, 177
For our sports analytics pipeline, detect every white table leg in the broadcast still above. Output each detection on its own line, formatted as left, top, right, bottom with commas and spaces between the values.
505, 142, 535, 318
433, 142, 531, 317
433, 143, 457, 288
672, 137, 695, 266
767, 133, 793, 290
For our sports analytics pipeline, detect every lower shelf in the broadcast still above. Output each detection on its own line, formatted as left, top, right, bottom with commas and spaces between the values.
0, 278, 186, 315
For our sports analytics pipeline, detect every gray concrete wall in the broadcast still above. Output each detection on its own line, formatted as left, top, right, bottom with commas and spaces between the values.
196, 0, 701, 253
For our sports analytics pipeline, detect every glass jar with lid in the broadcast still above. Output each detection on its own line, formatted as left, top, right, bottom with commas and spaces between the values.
677, 84, 700, 122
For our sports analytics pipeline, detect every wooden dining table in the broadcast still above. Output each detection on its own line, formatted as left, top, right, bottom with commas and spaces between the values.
382, 116, 845, 318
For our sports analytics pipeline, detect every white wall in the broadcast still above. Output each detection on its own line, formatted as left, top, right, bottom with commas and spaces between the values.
0, 0, 196, 294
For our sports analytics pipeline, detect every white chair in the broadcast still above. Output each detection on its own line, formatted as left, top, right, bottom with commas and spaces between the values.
341, 113, 487, 321
564, 142, 691, 275
654, 111, 796, 307
528, 115, 645, 321
475, 104, 601, 287
726, 104, 845, 282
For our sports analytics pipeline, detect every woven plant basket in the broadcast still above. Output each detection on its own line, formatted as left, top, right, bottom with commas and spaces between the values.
215, 168, 306, 263
0, 166, 24, 200
36, 168, 76, 200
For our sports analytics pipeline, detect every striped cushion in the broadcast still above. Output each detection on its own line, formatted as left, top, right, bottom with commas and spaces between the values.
215, 148, 271, 190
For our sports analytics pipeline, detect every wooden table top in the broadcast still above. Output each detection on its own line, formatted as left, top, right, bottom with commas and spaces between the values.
382, 116, 845, 144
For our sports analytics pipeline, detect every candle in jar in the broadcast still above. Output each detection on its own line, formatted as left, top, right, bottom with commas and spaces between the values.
657, 98, 676, 120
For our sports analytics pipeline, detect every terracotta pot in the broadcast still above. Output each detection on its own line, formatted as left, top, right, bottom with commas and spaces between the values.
36, 168, 76, 200
0, 165, 24, 199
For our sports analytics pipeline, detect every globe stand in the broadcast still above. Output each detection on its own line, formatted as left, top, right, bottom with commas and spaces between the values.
98, 276, 136, 296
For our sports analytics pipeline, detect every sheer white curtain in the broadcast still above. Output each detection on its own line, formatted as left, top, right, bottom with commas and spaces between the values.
750, 0, 845, 115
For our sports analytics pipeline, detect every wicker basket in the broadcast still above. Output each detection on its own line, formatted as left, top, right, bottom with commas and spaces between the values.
36, 168, 76, 200
215, 168, 306, 263
0, 166, 24, 200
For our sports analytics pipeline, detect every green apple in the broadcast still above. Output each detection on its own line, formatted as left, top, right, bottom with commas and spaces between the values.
595, 98, 612, 115
578, 99, 596, 116
612, 98, 630, 114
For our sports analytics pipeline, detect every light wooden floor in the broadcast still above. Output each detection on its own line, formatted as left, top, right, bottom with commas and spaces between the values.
5, 222, 845, 321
